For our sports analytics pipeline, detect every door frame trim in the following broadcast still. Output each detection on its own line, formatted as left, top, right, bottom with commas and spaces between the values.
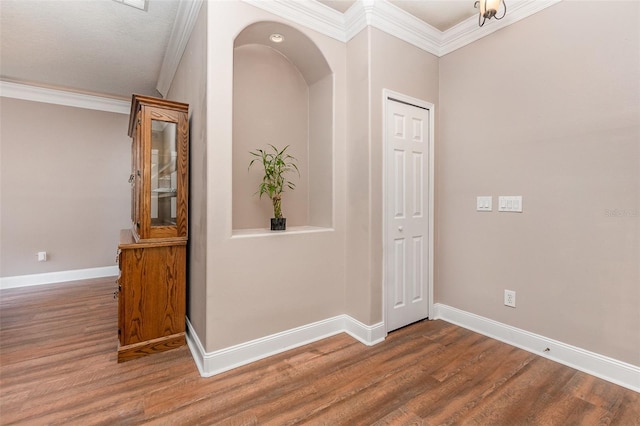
382, 89, 435, 333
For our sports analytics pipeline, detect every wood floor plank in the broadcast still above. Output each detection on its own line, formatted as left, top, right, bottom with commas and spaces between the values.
459, 357, 578, 425
371, 408, 424, 426
409, 343, 534, 423
1, 278, 638, 425
255, 335, 443, 424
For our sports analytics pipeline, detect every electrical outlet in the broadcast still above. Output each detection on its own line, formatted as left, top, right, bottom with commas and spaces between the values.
504, 289, 516, 307
37, 251, 47, 262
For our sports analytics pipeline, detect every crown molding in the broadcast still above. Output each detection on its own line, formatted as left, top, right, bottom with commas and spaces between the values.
364, 0, 442, 56
343, 0, 368, 41
242, 0, 562, 57
0, 81, 130, 114
244, 0, 346, 42
156, 0, 205, 97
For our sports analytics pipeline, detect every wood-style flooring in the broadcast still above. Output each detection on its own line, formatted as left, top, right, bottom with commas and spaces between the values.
1, 277, 638, 425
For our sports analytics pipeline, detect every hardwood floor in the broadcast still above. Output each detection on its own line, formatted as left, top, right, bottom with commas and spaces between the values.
1, 278, 638, 425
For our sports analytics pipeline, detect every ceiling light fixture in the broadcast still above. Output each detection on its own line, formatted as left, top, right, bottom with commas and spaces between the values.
269, 33, 284, 43
474, 0, 507, 27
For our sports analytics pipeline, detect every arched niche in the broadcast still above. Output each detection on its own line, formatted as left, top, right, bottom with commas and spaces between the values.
232, 21, 333, 231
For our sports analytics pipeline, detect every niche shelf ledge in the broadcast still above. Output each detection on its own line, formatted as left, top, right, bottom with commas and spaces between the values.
231, 226, 333, 239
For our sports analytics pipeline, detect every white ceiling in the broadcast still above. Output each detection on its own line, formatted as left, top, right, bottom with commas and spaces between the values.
0, 0, 478, 99
319, 1, 478, 32
0, 0, 179, 99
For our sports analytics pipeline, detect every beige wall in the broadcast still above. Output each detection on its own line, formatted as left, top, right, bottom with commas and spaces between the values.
345, 27, 440, 325
437, 1, 639, 365
204, 1, 347, 351
345, 28, 373, 324
166, 2, 208, 340
0, 97, 130, 277
308, 74, 334, 228
232, 44, 310, 229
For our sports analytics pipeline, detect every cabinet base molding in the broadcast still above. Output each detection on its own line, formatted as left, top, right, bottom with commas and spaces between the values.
117, 332, 186, 363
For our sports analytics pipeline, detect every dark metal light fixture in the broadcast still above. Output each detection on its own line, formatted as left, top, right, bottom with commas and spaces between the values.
474, 0, 507, 27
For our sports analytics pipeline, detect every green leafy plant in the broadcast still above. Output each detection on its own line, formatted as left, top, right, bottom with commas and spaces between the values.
248, 144, 300, 219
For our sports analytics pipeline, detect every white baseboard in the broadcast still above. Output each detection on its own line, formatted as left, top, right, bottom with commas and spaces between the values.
0, 266, 119, 290
433, 303, 640, 393
186, 315, 385, 378
343, 315, 387, 346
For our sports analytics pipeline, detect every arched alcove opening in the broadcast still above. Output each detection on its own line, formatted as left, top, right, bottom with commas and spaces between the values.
232, 21, 333, 231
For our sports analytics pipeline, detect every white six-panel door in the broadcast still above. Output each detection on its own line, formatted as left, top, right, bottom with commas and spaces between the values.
385, 95, 432, 332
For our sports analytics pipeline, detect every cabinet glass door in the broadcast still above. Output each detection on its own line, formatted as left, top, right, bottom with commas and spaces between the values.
150, 120, 178, 227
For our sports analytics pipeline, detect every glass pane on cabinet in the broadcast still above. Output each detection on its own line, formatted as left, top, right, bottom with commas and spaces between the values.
150, 120, 177, 227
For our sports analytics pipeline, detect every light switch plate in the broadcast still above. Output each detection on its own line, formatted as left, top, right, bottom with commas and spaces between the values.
498, 196, 523, 212
476, 196, 492, 212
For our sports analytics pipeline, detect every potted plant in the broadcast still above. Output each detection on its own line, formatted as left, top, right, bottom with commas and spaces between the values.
248, 144, 300, 231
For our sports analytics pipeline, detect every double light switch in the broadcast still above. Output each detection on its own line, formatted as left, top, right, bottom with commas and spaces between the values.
476, 196, 493, 212
476, 196, 523, 212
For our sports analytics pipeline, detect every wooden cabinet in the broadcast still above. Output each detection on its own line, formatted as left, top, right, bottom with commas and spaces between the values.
128, 94, 189, 242
117, 95, 189, 362
117, 231, 186, 362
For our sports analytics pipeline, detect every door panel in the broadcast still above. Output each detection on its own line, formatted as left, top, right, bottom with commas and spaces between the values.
394, 150, 405, 218
386, 98, 430, 332
393, 238, 406, 308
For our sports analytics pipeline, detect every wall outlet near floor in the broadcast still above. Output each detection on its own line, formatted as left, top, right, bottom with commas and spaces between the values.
37, 251, 47, 262
504, 289, 516, 307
